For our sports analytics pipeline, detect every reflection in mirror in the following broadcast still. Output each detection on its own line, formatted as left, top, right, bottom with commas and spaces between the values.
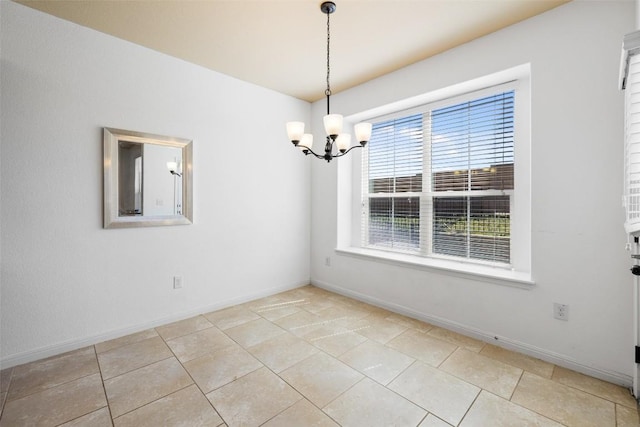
118, 141, 143, 216
104, 128, 192, 228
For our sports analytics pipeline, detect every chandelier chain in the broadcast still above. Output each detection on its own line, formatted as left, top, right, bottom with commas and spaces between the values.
325, 10, 331, 98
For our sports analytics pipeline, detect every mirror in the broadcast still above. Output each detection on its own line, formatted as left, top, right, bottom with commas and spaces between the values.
103, 127, 193, 228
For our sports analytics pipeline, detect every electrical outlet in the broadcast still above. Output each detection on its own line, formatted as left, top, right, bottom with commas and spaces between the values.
553, 303, 568, 321
173, 276, 183, 289
325, 257, 331, 267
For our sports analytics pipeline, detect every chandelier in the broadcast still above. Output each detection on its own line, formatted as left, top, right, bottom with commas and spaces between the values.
286, 1, 372, 163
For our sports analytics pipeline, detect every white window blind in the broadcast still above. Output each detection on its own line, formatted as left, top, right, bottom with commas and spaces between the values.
624, 53, 640, 235
363, 90, 515, 266
365, 115, 423, 251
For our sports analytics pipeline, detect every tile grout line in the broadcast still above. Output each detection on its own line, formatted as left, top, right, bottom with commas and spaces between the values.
239, 303, 335, 426
308, 326, 371, 342
433, 346, 525, 403
531, 369, 636, 411
110, 323, 226, 424
504, 374, 588, 426
101, 354, 175, 383
507, 368, 525, 402
557, 382, 638, 410
456, 388, 483, 427
299, 290, 479, 424
206, 318, 306, 425
320, 372, 364, 413
162, 337, 228, 426
384, 356, 475, 423
0, 393, 5, 424
241, 335, 308, 426
46, 349, 112, 427
92, 345, 115, 427
434, 344, 461, 370
242, 360, 304, 426
4, 369, 102, 405
253, 303, 366, 426
319, 375, 369, 419
96, 330, 160, 354
414, 412, 429, 427
104, 356, 192, 421
0, 367, 13, 422
155, 315, 215, 342
283, 387, 344, 427
383, 358, 419, 389
110, 383, 195, 422
103, 326, 197, 423
252, 373, 307, 427
351, 360, 442, 421
508, 369, 566, 427
97, 333, 181, 380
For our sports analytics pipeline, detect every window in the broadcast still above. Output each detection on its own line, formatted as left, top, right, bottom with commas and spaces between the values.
623, 43, 640, 235
362, 88, 516, 267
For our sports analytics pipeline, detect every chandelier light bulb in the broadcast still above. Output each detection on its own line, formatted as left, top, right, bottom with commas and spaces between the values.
299, 133, 313, 150
323, 114, 343, 138
336, 134, 351, 152
355, 122, 373, 145
286, 121, 305, 143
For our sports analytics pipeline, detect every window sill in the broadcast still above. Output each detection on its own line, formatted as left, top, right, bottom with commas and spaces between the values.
335, 247, 534, 289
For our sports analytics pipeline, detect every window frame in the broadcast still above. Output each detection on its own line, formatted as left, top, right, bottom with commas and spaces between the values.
339, 69, 531, 287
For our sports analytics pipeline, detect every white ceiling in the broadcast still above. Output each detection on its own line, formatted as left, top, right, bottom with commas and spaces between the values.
17, 0, 568, 102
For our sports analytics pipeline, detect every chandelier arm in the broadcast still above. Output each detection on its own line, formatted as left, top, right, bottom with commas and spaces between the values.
333, 145, 364, 158
299, 146, 326, 159
302, 143, 364, 161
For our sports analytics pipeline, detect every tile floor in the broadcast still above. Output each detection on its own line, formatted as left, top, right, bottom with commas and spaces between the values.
0, 285, 639, 426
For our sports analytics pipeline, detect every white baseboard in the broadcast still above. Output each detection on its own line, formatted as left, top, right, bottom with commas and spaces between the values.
312, 279, 633, 388
1, 280, 309, 370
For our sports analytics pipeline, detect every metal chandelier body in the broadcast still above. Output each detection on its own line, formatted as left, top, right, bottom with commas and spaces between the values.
286, 1, 372, 162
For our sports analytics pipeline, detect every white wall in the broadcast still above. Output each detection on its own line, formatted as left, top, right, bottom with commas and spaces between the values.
311, 0, 636, 384
0, 1, 311, 366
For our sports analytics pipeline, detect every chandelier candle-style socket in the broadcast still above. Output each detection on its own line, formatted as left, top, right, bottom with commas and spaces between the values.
286, 1, 372, 162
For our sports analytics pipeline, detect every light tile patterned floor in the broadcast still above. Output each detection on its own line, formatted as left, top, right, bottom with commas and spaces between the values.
0, 285, 638, 426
